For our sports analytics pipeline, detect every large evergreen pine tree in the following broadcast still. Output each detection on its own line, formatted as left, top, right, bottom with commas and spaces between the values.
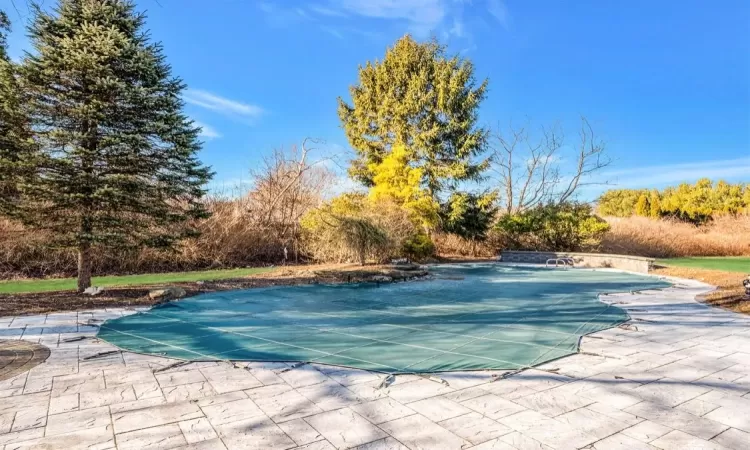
338, 35, 488, 198
0, 11, 34, 217
19, 0, 212, 291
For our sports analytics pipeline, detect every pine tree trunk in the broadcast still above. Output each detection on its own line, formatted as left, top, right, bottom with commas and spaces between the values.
77, 243, 92, 292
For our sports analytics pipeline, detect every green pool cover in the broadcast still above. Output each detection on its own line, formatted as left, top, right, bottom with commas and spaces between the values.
98, 264, 669, 373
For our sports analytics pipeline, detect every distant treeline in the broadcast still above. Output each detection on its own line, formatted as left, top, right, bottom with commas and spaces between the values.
597, 179, 750, 223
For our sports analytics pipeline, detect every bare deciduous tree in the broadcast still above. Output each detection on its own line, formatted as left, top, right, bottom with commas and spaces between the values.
490, 116, 611, 214
245, 138, 338, 261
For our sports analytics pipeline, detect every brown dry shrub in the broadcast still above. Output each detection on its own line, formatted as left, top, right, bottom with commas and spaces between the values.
600, 215, 750, 258
432, 231, 503, 258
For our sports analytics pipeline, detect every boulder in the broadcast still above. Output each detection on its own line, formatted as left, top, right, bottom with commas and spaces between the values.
83, 286, 103, 296
148, 287, 186, 301
371, 275, 393, 283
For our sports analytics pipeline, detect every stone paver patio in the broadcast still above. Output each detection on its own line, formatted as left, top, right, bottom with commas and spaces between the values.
1, 275, 749, 449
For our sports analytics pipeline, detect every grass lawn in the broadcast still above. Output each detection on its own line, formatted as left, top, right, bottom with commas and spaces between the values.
656, 257, 750, 273
0, 267, 275, 295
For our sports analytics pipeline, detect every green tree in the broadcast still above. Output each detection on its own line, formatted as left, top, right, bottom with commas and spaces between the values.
440, 191, 498, 250
18, 0, 212, 291
338, 35, 488, 198
0, 11, 34, 217
635, 193, 650, 217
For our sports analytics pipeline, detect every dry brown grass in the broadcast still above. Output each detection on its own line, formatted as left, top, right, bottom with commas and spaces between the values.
652, 266, 749, 314
601, 215, 750, 258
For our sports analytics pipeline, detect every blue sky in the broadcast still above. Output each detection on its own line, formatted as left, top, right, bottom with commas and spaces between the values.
2, 0, 749, 197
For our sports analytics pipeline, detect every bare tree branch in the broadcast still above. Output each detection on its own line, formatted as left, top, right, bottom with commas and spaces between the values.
489, 116, 611, 214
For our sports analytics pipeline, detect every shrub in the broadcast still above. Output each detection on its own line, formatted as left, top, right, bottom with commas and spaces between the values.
496, 203, 610, 252
300, 194, 429, 264
402, 233, 435, 260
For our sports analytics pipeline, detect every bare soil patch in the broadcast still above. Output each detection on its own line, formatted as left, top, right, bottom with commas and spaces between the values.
652, 266, 749, 314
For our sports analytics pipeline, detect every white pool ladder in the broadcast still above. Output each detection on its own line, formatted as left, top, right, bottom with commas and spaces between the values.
545, 257, 574, 268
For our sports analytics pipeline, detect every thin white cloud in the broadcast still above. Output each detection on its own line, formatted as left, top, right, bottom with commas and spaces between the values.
183, 89, 264, 119
337, 0, 446, 37
487, 0, 510, 30
593, 157, 750, 188
320, 26, 345, 40
309, 5, 349, 17
194, 121, 221, 140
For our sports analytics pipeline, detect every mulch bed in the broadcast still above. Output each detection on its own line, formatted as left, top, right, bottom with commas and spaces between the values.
0, 340, 50, 381
0, 264, 429, 317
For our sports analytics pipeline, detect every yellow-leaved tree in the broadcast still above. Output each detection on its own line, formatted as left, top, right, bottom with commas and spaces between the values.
368, 145, 439, 229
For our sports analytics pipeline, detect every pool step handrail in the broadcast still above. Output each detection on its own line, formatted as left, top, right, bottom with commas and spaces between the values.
545, 257, 574, 268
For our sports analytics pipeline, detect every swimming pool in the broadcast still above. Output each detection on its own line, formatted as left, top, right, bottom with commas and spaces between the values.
97, 263, 669, 373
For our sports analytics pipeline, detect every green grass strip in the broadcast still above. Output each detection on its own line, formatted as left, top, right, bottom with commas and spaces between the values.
656, 257, 750, 273
0, 267, 275, 294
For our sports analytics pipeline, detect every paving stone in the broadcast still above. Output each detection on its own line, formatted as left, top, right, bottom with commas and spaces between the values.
621, 419, 673, 443
116, 423, 187, 450
51, 372, 106, 397
201, 398, 265, 425
0, 411, 14, 433
441, 386, 491, 403
177, 437, 228, 449
461, 393, 527, 420
277, 418, 323, 445
304, 408, 387, 449
349, 398, 415, 424
386, 378, 453, 403
439, 411, 512, 445
104, 368, 157, 387
10, 407, 47, 432
498, 431, 555, 450
49, 393, 79, 415
676, 398, 721, 416
156, 369, 207, 388
353, 437, 409, 450
592, 432, 658, 450
296, 441, 337, 450
254, 388, 324, 423
498, 410, 599, 449
631, 378, 710, 407
45, 406, 112, 437
556, 406, 635, 440
704, 404, 750, 433
214, 415, 297, 449
624, 401, 728, 440
0, 427, 46, 447
0, 392, 49, 414
469, 437, 518, 450
5, 425, 113, 450
195, 391, 248, 407
200, 365, 263, 393
651, 429, 729, 450
408, 396, 472, 422
108, 396, 167, 414
179, 417, 217, 443
710, 427, 750, 450
79, 385, 137, 409
515, 386, 595, 417
112, 401, 203, 434
585, 401, 643, 426
278, 366, 330, 388
379, 414, 470, 450
318, 367, 381, 387
132, 381, 163, 399
163, 381, 217, 402
245, 362, 287, 385
296, 380, 360, 411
